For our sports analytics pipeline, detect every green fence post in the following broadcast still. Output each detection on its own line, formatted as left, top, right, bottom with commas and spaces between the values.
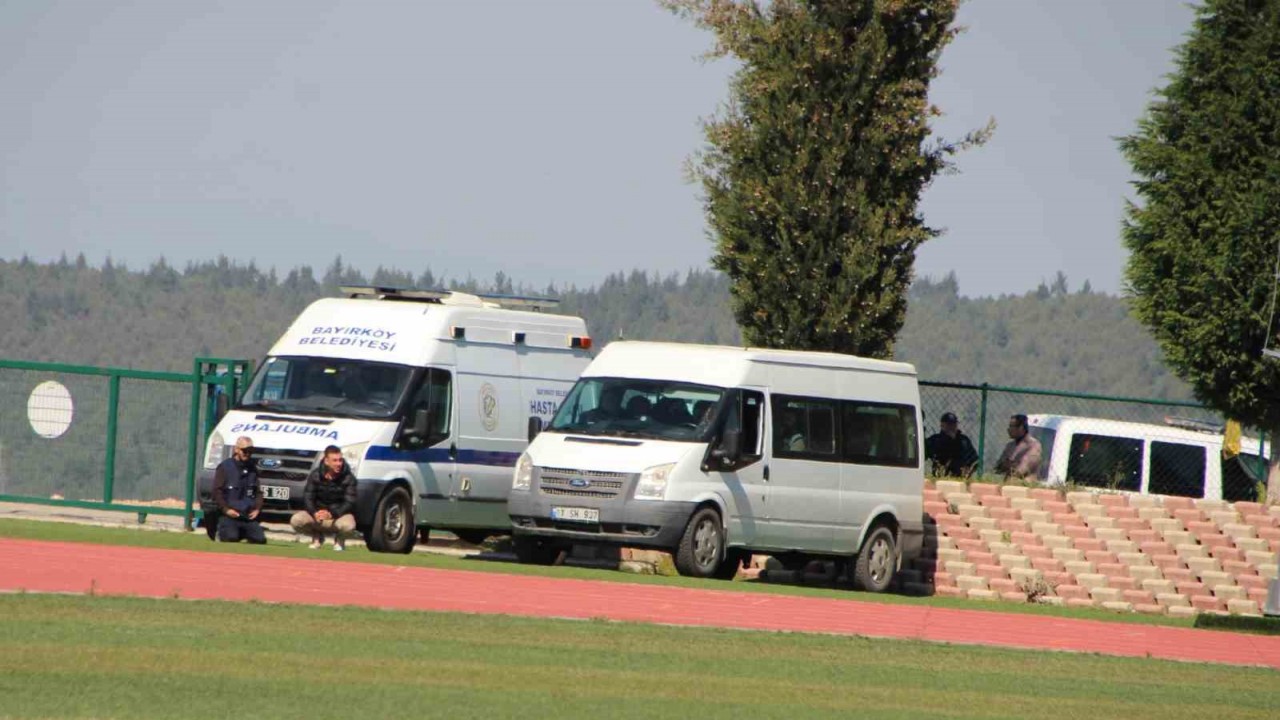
184, 360, 202, 531
977, 383, 989, 476
103, 374, 120, 504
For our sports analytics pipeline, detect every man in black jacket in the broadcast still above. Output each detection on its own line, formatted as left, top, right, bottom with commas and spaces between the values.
211, 436, 266, 544
290, 445, 358, 551
925, 412, 979, 478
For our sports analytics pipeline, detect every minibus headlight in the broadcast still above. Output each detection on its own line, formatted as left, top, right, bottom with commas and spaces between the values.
635, 463, 676, 501
341, 442, 369, 475
204, 432, 226, 469
512, 452, 533, 491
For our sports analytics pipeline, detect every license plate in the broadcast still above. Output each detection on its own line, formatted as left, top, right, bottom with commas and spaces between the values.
263, 485, 290, 501
551, 506, 598, 523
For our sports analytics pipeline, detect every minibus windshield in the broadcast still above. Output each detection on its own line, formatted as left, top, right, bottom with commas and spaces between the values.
237, 356, 414, 419
548, 377, 725, 442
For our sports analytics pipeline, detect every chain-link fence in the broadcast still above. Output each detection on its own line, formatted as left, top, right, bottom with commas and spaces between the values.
920, 381, 1268, 502
0, 357, 1268, 517
0, 358, 251, 525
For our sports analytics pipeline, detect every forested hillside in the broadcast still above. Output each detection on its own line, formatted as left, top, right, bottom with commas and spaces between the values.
0, 255, 1192, 399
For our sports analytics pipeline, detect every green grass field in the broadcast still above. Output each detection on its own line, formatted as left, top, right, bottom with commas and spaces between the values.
0, 518, 1200, 630
0, 594, 1275, 720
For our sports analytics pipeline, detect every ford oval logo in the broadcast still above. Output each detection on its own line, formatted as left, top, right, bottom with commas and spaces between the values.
569, 477, 591, 488
257, 458, 282, 469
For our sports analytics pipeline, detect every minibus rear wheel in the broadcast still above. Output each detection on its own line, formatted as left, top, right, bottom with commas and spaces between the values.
675, 507, 729, 579
852, 525, 896, 593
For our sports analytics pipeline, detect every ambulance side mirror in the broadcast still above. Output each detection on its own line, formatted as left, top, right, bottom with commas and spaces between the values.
527, 416, 544, 442
404, 408, 430, 442
214, 392, 230, 422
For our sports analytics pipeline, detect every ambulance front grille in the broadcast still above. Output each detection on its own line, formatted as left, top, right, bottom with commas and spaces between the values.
254, 447, 319, 481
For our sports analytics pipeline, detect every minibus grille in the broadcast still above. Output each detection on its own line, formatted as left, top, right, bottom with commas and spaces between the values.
254, 447, 319, 481
538, 467, 629, 498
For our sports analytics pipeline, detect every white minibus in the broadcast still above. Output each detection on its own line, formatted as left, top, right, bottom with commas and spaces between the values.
508, 341, 925, 591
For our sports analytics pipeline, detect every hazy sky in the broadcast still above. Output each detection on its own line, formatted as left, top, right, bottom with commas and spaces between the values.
0, 1, 1195, 296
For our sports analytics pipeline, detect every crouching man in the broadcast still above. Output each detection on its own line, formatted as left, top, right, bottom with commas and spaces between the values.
212, 436, 267, 544
291, 445, 358, 551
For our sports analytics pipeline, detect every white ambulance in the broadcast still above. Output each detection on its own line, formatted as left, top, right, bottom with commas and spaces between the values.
199, 286, 592, 553
508, 341, 926, 591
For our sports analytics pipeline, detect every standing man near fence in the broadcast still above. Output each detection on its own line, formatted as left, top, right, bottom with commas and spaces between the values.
925, 412, 979, 477
211, 436, 267, 544
291, 445, 358, 551
995, 414, 1042, 480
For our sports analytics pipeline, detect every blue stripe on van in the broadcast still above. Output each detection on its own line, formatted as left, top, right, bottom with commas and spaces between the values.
365, 445, 521, 468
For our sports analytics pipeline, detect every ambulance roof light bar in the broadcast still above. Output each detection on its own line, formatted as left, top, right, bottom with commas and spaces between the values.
340, 285, 561, 311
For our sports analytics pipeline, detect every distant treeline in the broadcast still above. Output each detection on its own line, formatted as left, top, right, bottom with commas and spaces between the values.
0, 255, 1192, 400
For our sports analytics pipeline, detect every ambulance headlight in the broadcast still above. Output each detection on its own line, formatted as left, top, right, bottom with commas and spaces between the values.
204, 432, 226, 470
341, 442, 369, 475
512, 452, 533, 491
634, 463, 675, 501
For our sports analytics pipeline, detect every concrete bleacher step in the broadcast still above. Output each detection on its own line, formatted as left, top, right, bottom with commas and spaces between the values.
924, 487, 1280, 618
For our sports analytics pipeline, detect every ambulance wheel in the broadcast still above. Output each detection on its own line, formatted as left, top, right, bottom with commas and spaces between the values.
674, 507, 726, 578
368, 486, 415, 554
512, 535, 560, 565
853, 525, 896, 593
451, 529, 491, 546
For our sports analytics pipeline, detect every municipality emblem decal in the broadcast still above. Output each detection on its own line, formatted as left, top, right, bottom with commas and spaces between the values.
479, 382, 499, 432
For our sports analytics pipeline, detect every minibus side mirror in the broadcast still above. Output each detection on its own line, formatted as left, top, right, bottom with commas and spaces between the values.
527, 416, 544, 442
714, 428, 742, 465
214, 392, 230, 422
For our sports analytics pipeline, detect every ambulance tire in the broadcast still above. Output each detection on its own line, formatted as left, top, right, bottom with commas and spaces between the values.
367, 486, 415, 554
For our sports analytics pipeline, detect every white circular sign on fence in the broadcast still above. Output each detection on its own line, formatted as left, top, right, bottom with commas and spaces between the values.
28, 381, 74, 439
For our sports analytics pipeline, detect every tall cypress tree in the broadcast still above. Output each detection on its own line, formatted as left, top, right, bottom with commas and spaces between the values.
665, 0, 988, 358
1121, 0, 1280, 500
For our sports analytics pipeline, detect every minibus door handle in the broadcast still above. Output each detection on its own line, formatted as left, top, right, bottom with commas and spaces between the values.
449, 443, 457, 460
763, 465, 770, 481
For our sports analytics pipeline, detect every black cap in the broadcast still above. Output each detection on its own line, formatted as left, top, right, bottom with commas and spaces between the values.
940, 412, 958, 423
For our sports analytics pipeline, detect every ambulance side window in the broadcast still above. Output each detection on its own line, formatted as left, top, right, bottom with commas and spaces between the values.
408, 369, 453, 445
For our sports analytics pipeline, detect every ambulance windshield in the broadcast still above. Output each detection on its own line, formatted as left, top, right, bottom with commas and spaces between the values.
237, 356, 414, 419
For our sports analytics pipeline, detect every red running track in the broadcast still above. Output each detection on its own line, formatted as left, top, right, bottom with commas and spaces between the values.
3, 538, 1279, 669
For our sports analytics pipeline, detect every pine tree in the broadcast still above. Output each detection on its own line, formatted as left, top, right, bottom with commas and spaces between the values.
1121, 0, 1280, 501
666, 0, 989, 358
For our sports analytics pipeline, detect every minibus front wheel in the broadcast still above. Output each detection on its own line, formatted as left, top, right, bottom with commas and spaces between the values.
675, 507, 738, 579
853, 525, 896, 593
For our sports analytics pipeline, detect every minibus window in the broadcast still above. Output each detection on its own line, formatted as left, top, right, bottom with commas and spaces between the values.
1066, 434, 1142, 491
740, 392, 764, 457
772, 396, 838, 459
1148, 441, 1206, 498
842, 402, 919, 468
1222, 452, 1265, 502
721, 390, 764, 459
